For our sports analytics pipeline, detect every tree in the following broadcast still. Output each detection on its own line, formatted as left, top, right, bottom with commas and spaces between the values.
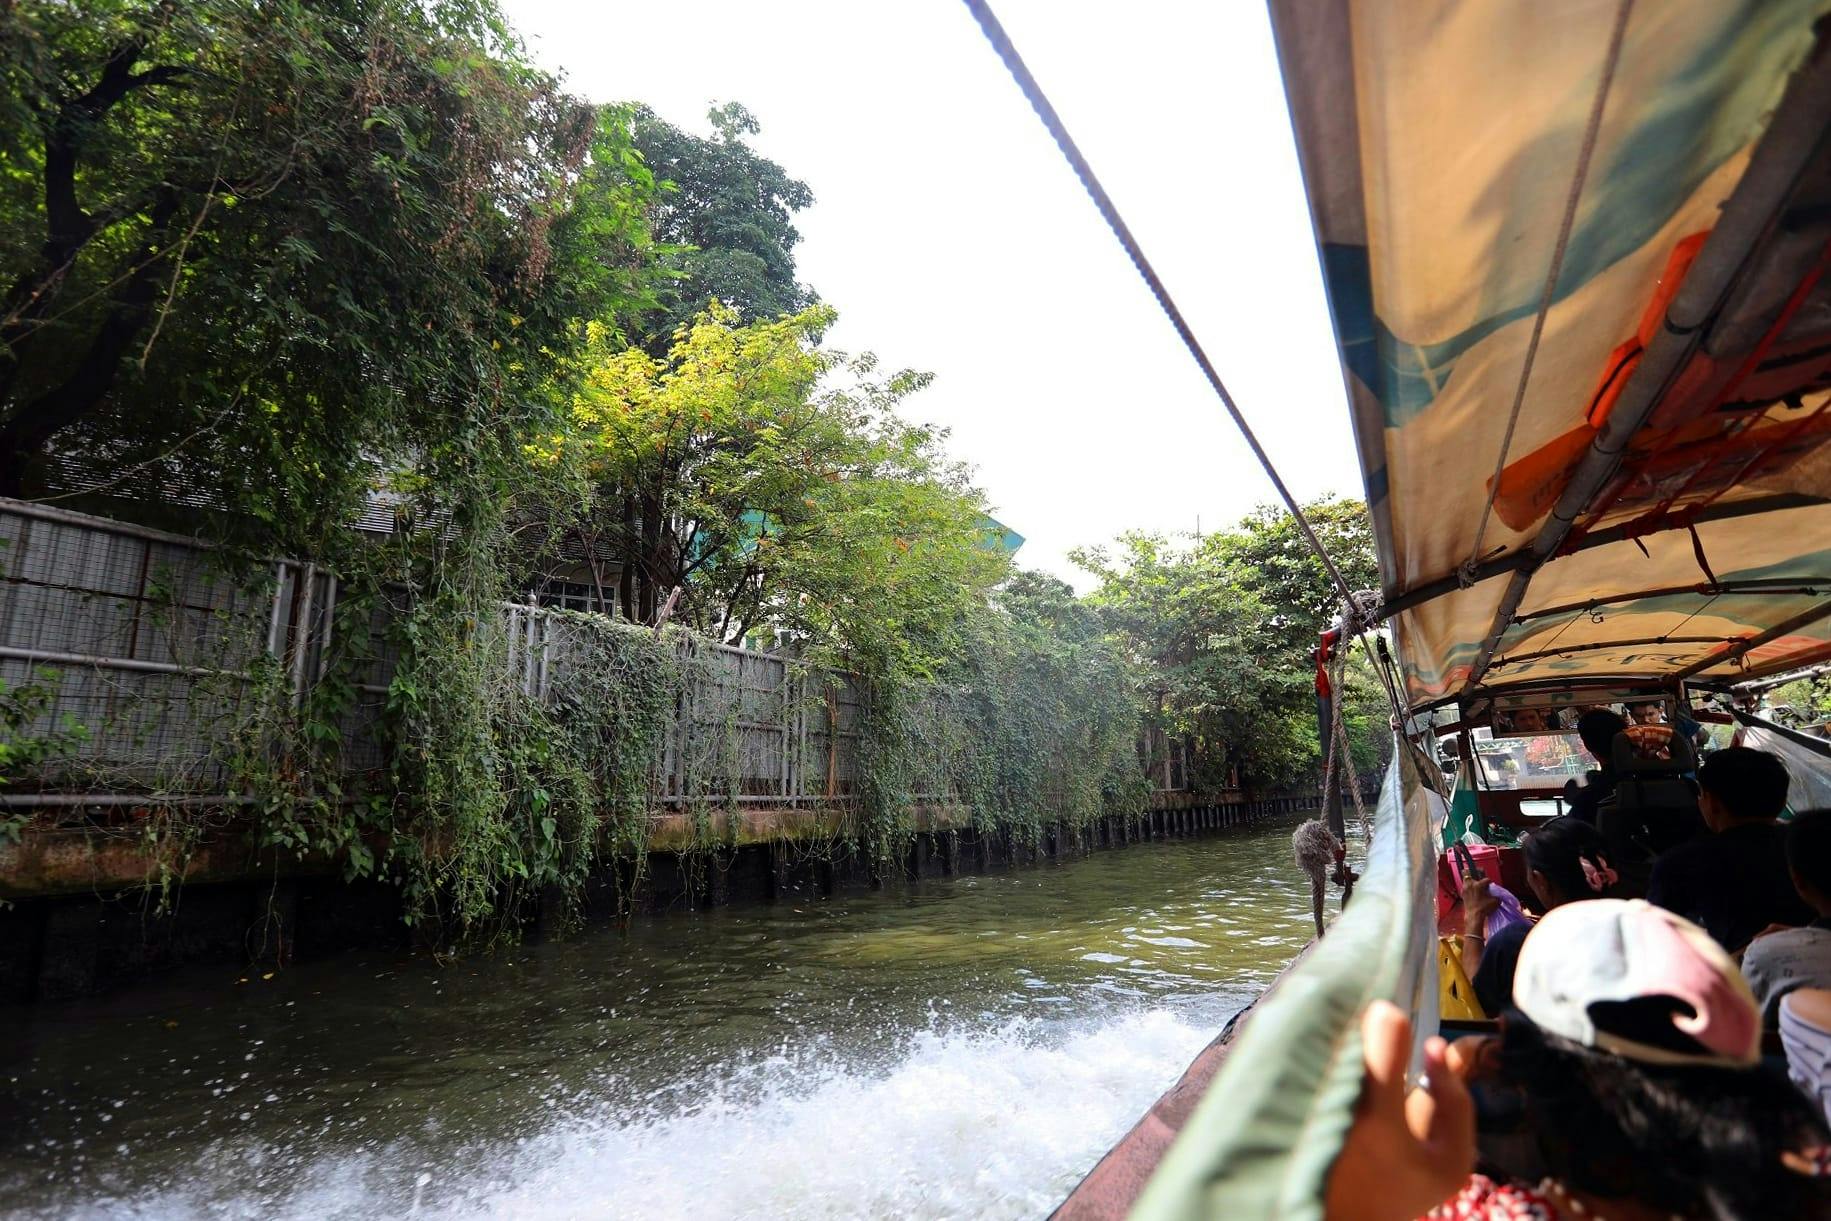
630, 102, 815, 341
1074, 498, 1389, 793
1767, 674, 1831, 726
540, 302, 1008, 674
1212, 496, 1380, 635
0, 0, 656, 545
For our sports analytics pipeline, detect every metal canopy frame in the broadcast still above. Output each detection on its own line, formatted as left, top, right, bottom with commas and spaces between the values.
1455, 36, 1831, 697
1510, 578, 1831, 624
1488, 634, 1729, 671
1673, 597, 1831, 679
1370, 492, 1829, 622
1369, 34, 1831, 714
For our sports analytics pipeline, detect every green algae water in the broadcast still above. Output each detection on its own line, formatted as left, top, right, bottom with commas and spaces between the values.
0, 819, 1322, 1220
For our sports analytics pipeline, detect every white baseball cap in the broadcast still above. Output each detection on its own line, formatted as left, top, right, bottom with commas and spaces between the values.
1512, 899, 1761, 1068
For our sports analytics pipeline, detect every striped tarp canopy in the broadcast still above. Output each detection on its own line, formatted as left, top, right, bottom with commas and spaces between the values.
1274, 0, 1831, 712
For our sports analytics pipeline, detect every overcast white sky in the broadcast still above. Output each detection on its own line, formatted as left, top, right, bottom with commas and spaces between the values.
501, 0, 1364, 587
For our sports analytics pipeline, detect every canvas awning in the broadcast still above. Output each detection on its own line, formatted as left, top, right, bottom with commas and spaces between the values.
1276, 0, 1831, 711
1122, 6, 1831, 1217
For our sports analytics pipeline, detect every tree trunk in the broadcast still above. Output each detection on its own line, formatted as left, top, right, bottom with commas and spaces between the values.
0, 190, 182, 496
617, 496, 638, 620
637, 493, 663, 624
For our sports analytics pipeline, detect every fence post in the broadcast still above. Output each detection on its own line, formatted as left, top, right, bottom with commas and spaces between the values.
824, 683, 839, 799
779, 656, 792, 802
797, 666, 810, 806
521, 594, 538, 698
313, 575, 339, 683
265, 562, 289, 657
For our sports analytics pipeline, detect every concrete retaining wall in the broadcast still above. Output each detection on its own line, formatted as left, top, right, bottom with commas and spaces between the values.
0, 795, 1318, 1004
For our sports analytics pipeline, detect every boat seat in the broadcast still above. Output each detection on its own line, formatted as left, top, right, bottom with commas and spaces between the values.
1595, 727, 1705, 892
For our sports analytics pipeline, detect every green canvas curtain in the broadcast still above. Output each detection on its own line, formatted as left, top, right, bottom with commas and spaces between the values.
1442, 756, 1486, 848
1130, 748, 1443, 1219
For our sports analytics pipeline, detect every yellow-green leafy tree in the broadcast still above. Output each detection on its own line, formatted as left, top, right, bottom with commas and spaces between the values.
539, 303, 1010, 678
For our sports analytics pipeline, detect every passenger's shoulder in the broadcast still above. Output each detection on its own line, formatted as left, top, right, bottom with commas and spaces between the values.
1747, 926, 1831, 960
1648, 838, 1700, 880
1646, 841, 1705, 902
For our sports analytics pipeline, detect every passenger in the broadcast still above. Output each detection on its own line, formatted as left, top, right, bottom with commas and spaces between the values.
1629, 700, 1667, 726
1648, 747, 1813, 952
1325, 900, 1831, 1221
1742, 810, 1831, 1024
1459, 817, 1617, 1016
1562, 708, 1627, 826
1783, 987, 1831, 1131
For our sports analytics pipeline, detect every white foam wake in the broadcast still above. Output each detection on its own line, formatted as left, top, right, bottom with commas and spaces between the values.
52, 1007, 1219, 1221
443, 1008, 1213, 1221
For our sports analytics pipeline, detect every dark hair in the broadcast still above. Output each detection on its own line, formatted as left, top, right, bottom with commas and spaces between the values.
1498, 1013, 1831, 1219
1697, 747, 1791, 822
1577, 708, 1628, 760
1523, 816, 1616, 904
1786, 809, 1831, 900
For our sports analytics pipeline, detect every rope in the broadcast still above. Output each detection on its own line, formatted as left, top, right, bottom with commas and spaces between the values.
964, 0, 1420, 734
1465, 0, 1636, 572
1320, 680, 1341, 819
962, 0, 1355, 608
1335, 694, 1372, 838
1320, 645, 1373, 839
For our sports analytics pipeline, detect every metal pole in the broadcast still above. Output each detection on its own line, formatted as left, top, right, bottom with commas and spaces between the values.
265, 562, 289, 656
288, 564, 317, 706
524, 594, 538, 697
0, 645, 246, 681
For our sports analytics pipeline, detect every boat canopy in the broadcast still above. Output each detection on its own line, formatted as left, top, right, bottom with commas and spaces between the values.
1282, 0, 1831, 715
1128, 3, 1831, 1216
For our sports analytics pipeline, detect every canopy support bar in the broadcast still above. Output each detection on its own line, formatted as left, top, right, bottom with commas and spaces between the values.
1726, 640, 1831, 685
1671, 596, 1831, 680
1731, 659, 1831, 697
1373, 493, 1828, 622
1456, 32, 1831, 697
1512, 579, 1831, 624
1491, 635, 1727, 670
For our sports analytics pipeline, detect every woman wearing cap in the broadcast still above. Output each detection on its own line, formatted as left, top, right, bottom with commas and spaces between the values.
1326, 900, 1831, 1221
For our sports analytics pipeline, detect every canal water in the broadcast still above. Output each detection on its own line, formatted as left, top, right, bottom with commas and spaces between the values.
0, 818, 1320, 1220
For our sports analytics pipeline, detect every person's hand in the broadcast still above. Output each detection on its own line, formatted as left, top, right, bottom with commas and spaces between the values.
1324, 1000, 1476, 1221
1445, 1034, 1500, 1085
1750, 921, 1798, 943
1460, 874, 1498, 934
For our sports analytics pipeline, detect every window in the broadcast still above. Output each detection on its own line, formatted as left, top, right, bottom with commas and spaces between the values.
1471, 726, 1590, 791
534, 580, 610, 614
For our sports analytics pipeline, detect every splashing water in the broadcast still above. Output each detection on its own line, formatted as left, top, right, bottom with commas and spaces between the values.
2, 823, 1315, 1219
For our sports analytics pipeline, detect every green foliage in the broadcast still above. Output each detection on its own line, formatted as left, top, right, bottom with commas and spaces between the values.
631, 102, 815, 339
1766, 675, 1831, 727
1074, 497, 1390, 792
0, 0, 680, 935
0, 672, 88, 844
0, 0, 656, 546
854, 572, 1149, 864
541, 303, 1010, 675
381, 594, 681, 937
